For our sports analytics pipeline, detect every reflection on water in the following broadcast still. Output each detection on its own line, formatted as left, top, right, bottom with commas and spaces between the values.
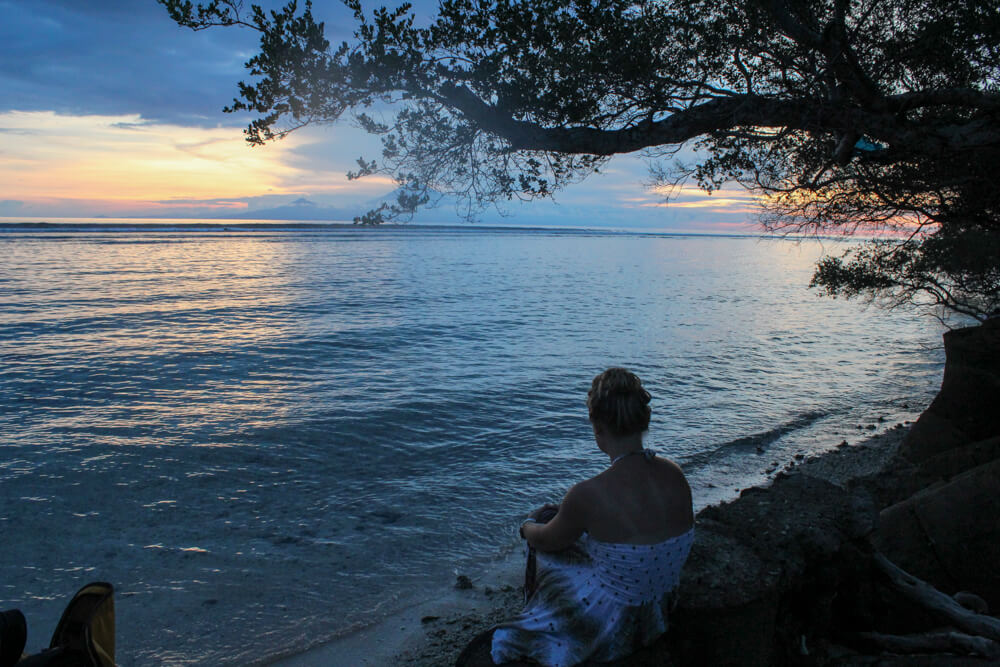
0, 226, 944, 665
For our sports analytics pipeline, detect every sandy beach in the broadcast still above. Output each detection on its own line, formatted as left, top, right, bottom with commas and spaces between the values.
271, 423, 912, 667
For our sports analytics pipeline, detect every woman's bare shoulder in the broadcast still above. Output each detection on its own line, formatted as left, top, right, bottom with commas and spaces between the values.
566, 475, 603, 501
653, 456, 693, 494
654, 455, 686, 474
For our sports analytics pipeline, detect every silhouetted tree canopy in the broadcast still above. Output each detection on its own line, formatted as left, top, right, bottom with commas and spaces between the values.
161, 0, 1000, 320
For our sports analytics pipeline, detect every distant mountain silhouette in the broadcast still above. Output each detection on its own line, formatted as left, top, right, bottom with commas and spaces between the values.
215, 197, 360, 221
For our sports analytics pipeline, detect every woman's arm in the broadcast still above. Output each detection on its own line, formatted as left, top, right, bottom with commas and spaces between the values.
521, 484, 588, 552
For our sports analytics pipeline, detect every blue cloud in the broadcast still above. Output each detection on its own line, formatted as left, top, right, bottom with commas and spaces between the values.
0, 0, 360, 127
0, 199, 25, 214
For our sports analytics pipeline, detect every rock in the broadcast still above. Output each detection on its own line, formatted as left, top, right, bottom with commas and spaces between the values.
665, 474, 878, 666
876, 458, 1000, 611
455, 575, 474, 590
899, 320, 1000, 464
953, 591, 989, 615
899, 410, 971, 464
916, 436, 1000, 483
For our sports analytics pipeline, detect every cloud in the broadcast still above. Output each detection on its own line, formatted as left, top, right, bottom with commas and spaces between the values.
0, 199, 25, 215
0, 111, 378, 210
0, 1, 365, 127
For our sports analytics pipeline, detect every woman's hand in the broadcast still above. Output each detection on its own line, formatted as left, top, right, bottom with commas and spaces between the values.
521, 485, 588, 552
528, 503, 560, 523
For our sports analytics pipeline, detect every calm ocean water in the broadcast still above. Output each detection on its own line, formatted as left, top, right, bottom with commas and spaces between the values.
1, 222, 944, 665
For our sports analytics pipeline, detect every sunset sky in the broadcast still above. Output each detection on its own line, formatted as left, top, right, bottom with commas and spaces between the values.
1, 0, 758, 230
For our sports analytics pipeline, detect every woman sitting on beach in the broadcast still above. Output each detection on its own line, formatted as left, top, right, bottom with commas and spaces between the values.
486, 368, 695, 667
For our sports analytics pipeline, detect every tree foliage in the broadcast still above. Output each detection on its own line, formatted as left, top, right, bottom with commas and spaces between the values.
160, 0, 1000, 320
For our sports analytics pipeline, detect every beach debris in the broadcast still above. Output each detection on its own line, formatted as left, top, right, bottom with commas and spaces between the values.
455, 574, 474, 590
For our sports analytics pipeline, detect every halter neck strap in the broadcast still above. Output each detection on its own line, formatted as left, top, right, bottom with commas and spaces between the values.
610, 448, 656, 466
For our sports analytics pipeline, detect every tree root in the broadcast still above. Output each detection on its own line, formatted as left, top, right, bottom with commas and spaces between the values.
873, 552, 1000, 643
854, 630, 1000, 660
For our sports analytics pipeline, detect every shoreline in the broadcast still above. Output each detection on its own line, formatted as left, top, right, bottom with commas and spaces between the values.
269, 424, 911, 667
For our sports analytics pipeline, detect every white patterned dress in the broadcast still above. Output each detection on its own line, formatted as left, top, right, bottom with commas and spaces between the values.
491, 528, 695, 666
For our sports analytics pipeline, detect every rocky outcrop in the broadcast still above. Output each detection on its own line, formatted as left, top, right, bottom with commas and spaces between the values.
663, 474, 878, 666
875, 320, 1000, 616
877, 458, 1000, 612
898, 319, 1000, 465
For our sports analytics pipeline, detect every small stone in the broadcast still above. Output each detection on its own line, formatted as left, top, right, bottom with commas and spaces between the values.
838, 440, 849, 447
954, 591, 989, 614
454, 574, 473, 590
421, 615, 440, 624
483, 586, 494, 596
794, 453, 805, 460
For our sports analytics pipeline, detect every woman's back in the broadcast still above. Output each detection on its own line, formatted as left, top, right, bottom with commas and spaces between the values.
578, 454, 694, 545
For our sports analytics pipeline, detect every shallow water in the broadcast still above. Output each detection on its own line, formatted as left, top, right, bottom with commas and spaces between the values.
0, 224, 944, 664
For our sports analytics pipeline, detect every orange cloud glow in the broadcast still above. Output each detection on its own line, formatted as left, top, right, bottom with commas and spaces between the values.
0, 111, 393, 213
